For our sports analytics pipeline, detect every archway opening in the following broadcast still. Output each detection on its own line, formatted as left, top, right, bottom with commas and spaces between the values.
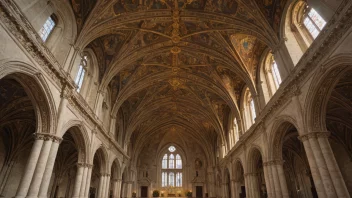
90, 148, 107, 197
234, 161, 245, 198
275, 122, 317, 198
0, 77, 36, 197
325, 70, 352, 194
48, 127, 86, 197
248, 149, 266, 197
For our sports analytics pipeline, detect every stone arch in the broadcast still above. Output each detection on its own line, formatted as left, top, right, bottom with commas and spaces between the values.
92, 145, 109, 174
0, 61, 57, 135
59, 120, 90, 163
305, 55, 352, 132
269, 116, 301, 160
246, 146, 265, 173
110, 158, 122, 179
233, 159, 245, 181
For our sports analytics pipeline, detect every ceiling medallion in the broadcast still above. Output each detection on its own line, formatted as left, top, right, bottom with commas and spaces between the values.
171, 46, 181, 54
169, 78, 182, 90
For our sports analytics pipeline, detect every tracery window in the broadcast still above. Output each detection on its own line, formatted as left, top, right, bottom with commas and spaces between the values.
75, 55, 88, 92
161, 146, 183, 187
303, 8, 326, 39
38, 16, 56, 41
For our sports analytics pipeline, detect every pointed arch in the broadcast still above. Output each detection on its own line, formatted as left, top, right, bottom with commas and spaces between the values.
0, 60, 57, 135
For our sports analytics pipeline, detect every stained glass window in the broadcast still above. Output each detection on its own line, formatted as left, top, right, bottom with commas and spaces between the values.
162, 154, 167, 169
168, 146, 176, 152
169, 172, 175, 186
176, 172, 182, 187
161, 146, 182, 187
176, 154, 182, 169
169, 154, 174, 169
303, 8, 326, 39
162, 172, 168, 187
38, 16, 56, 41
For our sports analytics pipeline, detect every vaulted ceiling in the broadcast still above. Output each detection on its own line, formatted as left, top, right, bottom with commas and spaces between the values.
69, 0, 288, 157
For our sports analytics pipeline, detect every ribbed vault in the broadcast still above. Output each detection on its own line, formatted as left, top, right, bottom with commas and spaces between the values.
69, 0, 288, 161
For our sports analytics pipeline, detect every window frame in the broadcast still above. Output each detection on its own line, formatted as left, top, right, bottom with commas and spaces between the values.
75, 55, 88, 92
38, 15, 56, 42
161, 146, 183, 188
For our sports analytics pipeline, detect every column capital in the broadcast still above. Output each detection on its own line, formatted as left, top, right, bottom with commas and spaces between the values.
263, 159, 284, 166
244, 173, 257, 177
298, 131, 330, 142
34, 133, 63, 143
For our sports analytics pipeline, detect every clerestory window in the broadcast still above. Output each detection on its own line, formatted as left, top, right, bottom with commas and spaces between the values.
303, 8, 326, 39
38, 16, 56, 41
75, 55, 88, 92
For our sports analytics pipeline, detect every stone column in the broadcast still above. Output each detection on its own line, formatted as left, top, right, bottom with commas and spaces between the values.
116, 179, 122, 198
230, 180, 236, 198
299, 134, 326, 197
84, 164, 93, 198
262, 163, 274, 198
38, 136, 62, 198
79, 165, 89, 197
72, 163, 85, 198
112, 179, 118, 198
20, 136, 53, 198
15, 134, 45, 198
244, 174, 252, 198
276, 162, 289, 198
317, 133, 350, 198
126, 181, 133, 198
300, 132, 349, 198
97, 174, 106, 198
105, 174, 111, 197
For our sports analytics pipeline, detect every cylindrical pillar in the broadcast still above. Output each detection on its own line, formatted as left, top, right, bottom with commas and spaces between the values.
105, 174, 111, 198
79, 166, 88, 197
15, 135, 45, 198
38, 137, 61, 198
308, 136, 337, 197
84, 165, 93, 198
299, 134, 326, 197
270, 163, 282, 198
97, 174, 106, 198
72, 163, 85, 198
317, 133, 350, 198
276, 163, 289, 198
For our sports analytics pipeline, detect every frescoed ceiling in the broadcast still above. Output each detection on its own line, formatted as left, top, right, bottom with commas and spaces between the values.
68, 0, 284, 152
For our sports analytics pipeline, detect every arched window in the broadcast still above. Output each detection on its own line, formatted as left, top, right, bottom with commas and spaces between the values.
262, 53, 282, 99
234, 118, 239, 143
303, 7, 326, 39
161, 146, 183, 187
272, 60, 282, 88
283, 1, 327, 65
38, 15, 56, 41
242, 88, 256, 130
75, 55, 88, 92
250, 98, 256, 123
